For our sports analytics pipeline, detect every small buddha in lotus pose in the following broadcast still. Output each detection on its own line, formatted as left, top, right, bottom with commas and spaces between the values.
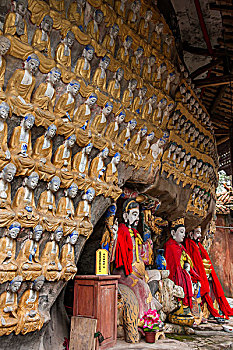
60, 230, 79, 281
87, 9, 104, 43
0, 36, 11, 91
132, 86, 147, 115
92, 56, 110, 91
105, 109, 126, 153
73, 93, 97, 130
117, 118, 137, 149
138, 9, 153, 39
75, 45, 94, 83
122, 78, 137, 109
53, 134, 76, 172
4, 0, 28, 43
117, 35, 132, 65
72, 142, 93, 178
55, 31, 75, 70
114, 0, 127, 18
142, 94, 157, 122
32, 15, 53, 58
75, 187, 95, 238
142, 55, 156, 82
0, 102, 11, 169
89, 147, 109, 181
57, 182, 78, 235
102, 23, 119, 56
91, 101, 113, 150
151, 22, 164, 51
68, 0, 86, 27
105, 152, 121, 186
108, 68, 124, 101
127, 0, 141, 31
131, 46, 144, 76
0, 163, 16, 228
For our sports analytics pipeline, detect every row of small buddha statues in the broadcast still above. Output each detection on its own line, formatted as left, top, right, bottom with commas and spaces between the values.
187, 186, 211, 217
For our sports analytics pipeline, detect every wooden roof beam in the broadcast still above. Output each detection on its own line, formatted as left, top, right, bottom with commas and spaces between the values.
190, 58, 223, 79
194, 74, 233, 87
210, 3, 233, 12
183, 43, 233, 57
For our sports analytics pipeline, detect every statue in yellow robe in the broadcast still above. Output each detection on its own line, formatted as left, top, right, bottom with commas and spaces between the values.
91, 101, 113, 150
152, 98, 167, 125
33, 67, 61, 128
153, 62, 167, 89
0, 163, 17, 228
127, 0, 141, 31
16, 225, 43, 281
138, 131, 155, 169
107, 68, 124, 101
0, 36, 11, 91
3, 0, 28, 43
55, 31, 75, 71
142, 55, 156, 82
163, 34, 173, 59
75, 187, 95, 238
122, 79, 137, 109
49, 0, 64, 12
32, 15, 53, 58
53, 134, 76, 172
40, 227, 63, 281
87, 9, 104, 43
117, 35, 132, 65
104, 109, 125, 155
15, 275, 45, 335
126, 126, 148, 165
102, 24, 119, 56
160, 102, 175, 129
72, 142, 93, 178
6, 53, 40, 116
0, 275, 22, 336
74, 45, 94, 82
132, 86, 147, 115
0, 102, 11, 170
117, 118, 137, 150
92, 56, 110, 91
114, 0, 127, 17
175, 83, 186, 103
105, 152, 120, 185
151, 22, 164, 51
9, 114, 35, 176
60, 230, 78, 281
131, 46, 144, 76
142, 94, 157, 122
89, 147, 109, 181
68, 0, 86, 26
162, 72, 176, 96
0, 222, 21, 284
138, 9, 152, 39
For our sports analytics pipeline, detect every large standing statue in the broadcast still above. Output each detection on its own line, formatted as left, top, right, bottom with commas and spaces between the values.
113, 199, 158, 318
32, 15, 53, 58
92, 56, 110, 91
0, 37, 11, 91
4, 0, 28, 43
185, 226, 233, 319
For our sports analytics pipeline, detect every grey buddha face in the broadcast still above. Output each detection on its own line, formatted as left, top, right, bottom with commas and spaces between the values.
33, 226, 43, 242
85, 144, 93, 155
33, 278, 45, 291
102, 148, 109, 159
113, 154, 121, 165
41, 16, 53, 32
0, 38, 11, 56
86, 48, 94, 61
66, 32, 75, 48
171, 226, 185, 243
70, 232, 79, 245
86, 189, 95, 202
116, 114, 125, 124
3, 165, 16, 183
27, 58, 40, 75
67, 135, 76, 148
16, 0, 27, 17
49, 69, 61, 85
10, 280, 22, 293
16, 18, 25, 36
47, 125, 57, 139
68, 184, 78, 198
50, 178, 60, 193
145, 10, 152, 22
8, 225, 20, 239
54, 228, 63, 242
27, 174, 39, 190
0, 104, 9, 120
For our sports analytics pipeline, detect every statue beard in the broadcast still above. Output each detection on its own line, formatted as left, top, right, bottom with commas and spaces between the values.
125, 219, 138, 230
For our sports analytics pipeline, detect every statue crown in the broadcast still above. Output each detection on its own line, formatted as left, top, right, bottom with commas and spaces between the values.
171, 217, 185, 229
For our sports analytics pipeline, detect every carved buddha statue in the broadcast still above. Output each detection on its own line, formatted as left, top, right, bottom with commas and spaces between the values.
55, 31, 75, 70
33, 67, 61, 128
152, 98, 167, 125
60, 230, 78, 281
162, 72, 176, 96
89, 147, 109, 181
105, 109, 126, 152
53, 134, 76, 172
117, 118, 137, 149
142, 94, 157, 122
105, 152, 121, 186
16, 225, 43, 281
117, 35, 133, 65
126, 126, 148, 164
167, 110, 180, 130
37, 176, 60, 217
163, 34, 173, 59
57, 182, 78, 235
175, 83, 186, 103
15, 275, 45, 335
32, 15, 53, 58
102, 23, 119, 56
75, 45, 94, 82
127, 0, 141, 31
40, 226, 63, 281
150, 138, 166, 168
139, 131, 155, 161
6, 53, 40, 116
0, 163, 16, 228
138, 9, 152, 39
107, 67, 124, 100
0, 102, 11, 169
0, 222, 21, 284
161, 102, 175, 129
0, 36, 11, 91
122, 78, 137, 109
72, 142, 93, 178
9, 114, 35, 176
87, 9, 104, 43
151, 22, 164, 51
92, 56, 110, 91
49, 0, 65, 12
91, 101, 113, 150
132, 86, 147, 115
142, 55, 156, 82
131, 46, 144, 76
114, 0, 127, 18
75, 187, 95, 238
4, 0, 28, 43
68, 0, 86, 27
153, 62, 167, 89
73, 93, 97, 130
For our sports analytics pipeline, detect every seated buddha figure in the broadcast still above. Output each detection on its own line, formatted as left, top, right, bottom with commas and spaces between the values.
33, 124, 57, 182
117, 118, 137, 150
68, 0, 86, 27
122, 79, 137, 109
73, 92, 97, 131
6, 53, 40, 116
138, 131, 155, 170
132, 86, 147, 115
92, 56, 110, 91
60, 230, 78, 281
142, 55, 156, 82
9, 114, 35, 176
105, 152, 121, 186
114, 0, 127, 18
138, 9, 152, 39
127, 0, 141, 31
75, 45, 94, 83
162, 72, 176, 96
32, 15, 53, 58
152, 97, 167, 125
57, 182, 78, 235
153, 62, 167, 89
75, 187, 95, 238
0, 36, 11, 91
151, 22, 164, 51
161, 102, 175, 129
163, 34, 173, 60
53, 134, 76, 173
167, 110, 180, 131
142, 94, 157, 122
16, 225, 43, 281
117, 35, 133, 65
0, 163, 17, 228
126, 125, 148, 165
104, 109, 126, 154
72, 142, 93, 186
0, 102, 11, 170
0, 222, 21, 284
87, 9, 104, 42
89, 147, 109, 181
107, 68, 124, 101
131, 46, 144, 76
102, 24, 119, 56
15, 275, 45, 335
91, 101, 113, 150
54, 80, 80, 138
33, 67, 61, 128
55, 31, 75, 71
175, 83, 186, 103
40, 226, 63, 281
3, 0, 28, 43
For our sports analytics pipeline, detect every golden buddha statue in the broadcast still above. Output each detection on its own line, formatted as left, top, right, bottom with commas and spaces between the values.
54, 80, 80, 138
15, 275, 45, 335
122, 79, 137, 109
9, 114, 36, 176
75, 187, 95, 238
33, 124, 57, 182
132, 86, 147, 115
0, 275, 23, 336
0, 102, 11, 170
33, 67, 61, 128
126, 126, 148, 165
102, 24, 119, 56
117, 118, 137, 149
57, 182, 78, 235
117, 35, 132, 65
73, 93, 97, 129
127, 0, 141, 31
49, 0, 64, 12
167, 110, 180, 130
162, 72, 176, 96
142, 55, 156, 82
89, 147, 109, 181
105, 152, 121, 185
40, 227, 63, 281
153, 62, 167, 89
16, 224, 43, 281
107, 68, 124, 101
104, 109, 126, 154
131, 46, 144, 76
0, 36, 11, 91
175, 83, 186, 103
68, 0, 86, 26
55, 31, 75, 70
152, 97, 167, 125
13, 172, 40, 228
142, 94, 157, 122
163, 34, 173, 59
87, 9, 104, 43
0, 163, 17, 228
151, 22, 164, 51
60, 230, 78, 281
92, 56, 110, 91
160, 102, 175, 129
53, 134, 76, 172
138, 131, 155, 168
32, 15, 53, 58
72, 142, 93, 178
3, 0, 28, 43
114, 0, 127, 18
6, 53, 40, 116
138, 9, 152, 39
74, 45, 94, 83
0, 222, 21, 284
91, 101, 113, 150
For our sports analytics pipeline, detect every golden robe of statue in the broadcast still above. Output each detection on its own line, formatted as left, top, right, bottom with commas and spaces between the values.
138, 19, 149, 39
3, 13, 28, 43
92, 67, 107, 91
74, 57, 91, 82
0, 121, 10, 170
102, 34, 115, 56
0, 236, 17, 283
75, 200, 93, 238
0, 56, 6, 91
32, 134, 56, 181
53, 143, 72, 172
132, 96, 143, 115
0, 175, 16, 228
87, 20, 100, 42
72, 150, 89, 177
49, 0, 65, 12
0, 290, 18, 336
117, 47, 130, 65
32, 82, 56, 128
107, 80, 120, 100
91, 112, 108, 150
114, 0, 127, 18
127, 10, 138, 31
16, 239, 42, 281
32, 29, 52, 58
122, 88, 134, 108
60, 242, 77, 281
105, 162, 119, 185
67, 2, 85, 26
54, 92, 76, 138
55, 43, 71, 70
40, 241, 61, 281
56, 196, 77, 235
37, 190, 61, 232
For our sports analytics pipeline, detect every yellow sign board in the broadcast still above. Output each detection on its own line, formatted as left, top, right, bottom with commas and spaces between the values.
95, 249, 108, 275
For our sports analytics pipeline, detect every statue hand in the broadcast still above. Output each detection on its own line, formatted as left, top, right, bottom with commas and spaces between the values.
5, 150, 11, 160
88, 130, 92, 138
20, 152, 28, 157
